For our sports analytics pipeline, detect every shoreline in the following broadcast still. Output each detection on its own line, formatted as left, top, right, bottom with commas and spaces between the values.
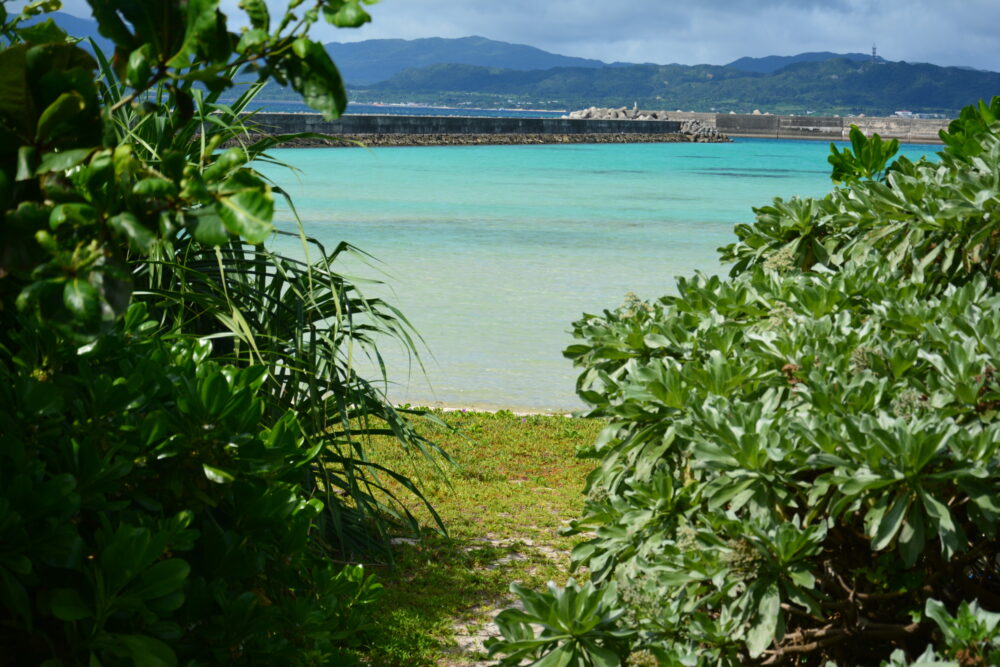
266, 132, 725, 148
398, 402, 581, 418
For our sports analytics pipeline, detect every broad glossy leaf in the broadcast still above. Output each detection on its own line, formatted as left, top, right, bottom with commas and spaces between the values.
50, 588, 92, 621
125, 44, 153, 88
190, 208, 230, 245
871, 492, 911, 551
17, 145, 37, 181
323, 1, 371, 27
202, 464, 234, 484
897, 504, 926, 567
133, 177, 178, 198
111, 634, 177, 667
36, 147, 93, 174
745, 582, 780, 657
130, 559, 190, 600
214, 171, 273, 243
532, 643, 576, 667
108, 213, 156, 253
278, 37, 347, 120
240, 0, 269, 31
50, 203, 98, 229
16, 18, 68, 44
63, 278, 101, 323
36, 92, 85, 143
166, 0, 224, 68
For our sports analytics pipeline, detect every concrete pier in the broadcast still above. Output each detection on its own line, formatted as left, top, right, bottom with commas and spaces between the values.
243, 111, 948, 146
250, 113, 682, 136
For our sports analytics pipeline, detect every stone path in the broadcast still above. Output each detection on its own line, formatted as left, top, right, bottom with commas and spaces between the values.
437, 537, 571, 667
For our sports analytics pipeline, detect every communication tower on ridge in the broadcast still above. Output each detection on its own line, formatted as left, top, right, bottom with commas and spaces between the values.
872, 43, 877, 64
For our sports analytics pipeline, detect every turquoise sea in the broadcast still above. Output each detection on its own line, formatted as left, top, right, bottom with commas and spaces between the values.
257, 138, 939, 412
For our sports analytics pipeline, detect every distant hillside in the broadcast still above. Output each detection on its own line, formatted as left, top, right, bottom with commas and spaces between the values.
325, 36, 606, 84
361, 57, 1000, 116
726, 51, 880, 74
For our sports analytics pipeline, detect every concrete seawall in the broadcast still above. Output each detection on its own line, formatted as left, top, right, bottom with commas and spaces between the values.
251, 113, 682, 136
682, 112, 947, 144
246, 111, 948, 146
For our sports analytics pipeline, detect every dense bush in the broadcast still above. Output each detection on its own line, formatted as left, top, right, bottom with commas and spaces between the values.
489, 101, 1000, 665
0, 1, 441, 664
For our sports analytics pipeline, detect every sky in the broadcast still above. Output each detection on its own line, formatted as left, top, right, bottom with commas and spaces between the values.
44, 0, 1000, 71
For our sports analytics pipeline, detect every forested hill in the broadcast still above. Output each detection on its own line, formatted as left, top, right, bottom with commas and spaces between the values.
325, 36, 607, 84
361, 57, 1000, 116
725, 51, 880, 73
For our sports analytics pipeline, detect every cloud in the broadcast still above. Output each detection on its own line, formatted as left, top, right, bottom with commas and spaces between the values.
31, 0, 1000, 71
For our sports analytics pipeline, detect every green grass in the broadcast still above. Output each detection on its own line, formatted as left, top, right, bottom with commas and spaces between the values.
358, 409, 603, 666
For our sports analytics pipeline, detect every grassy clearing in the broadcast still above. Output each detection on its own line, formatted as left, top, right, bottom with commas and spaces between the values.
359, 409, 602, 666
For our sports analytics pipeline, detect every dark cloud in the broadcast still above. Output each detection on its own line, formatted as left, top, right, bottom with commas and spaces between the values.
42, 0, 1000, 71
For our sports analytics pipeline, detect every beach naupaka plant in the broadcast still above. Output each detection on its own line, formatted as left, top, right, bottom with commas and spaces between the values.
489, 99, 1000, 666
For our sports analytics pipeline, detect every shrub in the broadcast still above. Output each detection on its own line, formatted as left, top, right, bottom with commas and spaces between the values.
0, 1, 439, 664
489, 101, 1000, 665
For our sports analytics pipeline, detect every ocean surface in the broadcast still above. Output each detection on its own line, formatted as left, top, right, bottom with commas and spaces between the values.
257, 138, 939, 413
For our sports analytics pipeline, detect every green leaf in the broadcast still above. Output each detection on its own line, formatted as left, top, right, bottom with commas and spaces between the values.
129, 559, 190, 600
236, 28, 268, 54
920, 491, 960, 557
125, 44, 153, 88
133, 177, 178, 198
36, 92, 85, 143
166, 0, 226, 68
50, 203, 98, 229
202, 464, 235, 484
16, 18, 68, 44
111, 634, 177, 667
17, 145, 37, 181
323, 1, 371, 27
189, 208, 229, 245
214, 170, 273, 243
746, 583, 781, 657
108, 213, 156, 253
582, 641, 620, 667
532, 643, 575, 667
37, 148, 93, 175
240, 0, 269, 31
872, 492, 911, 551
277, 37, 347, 120
0, 569, 32, 629
63, 279, 101, 323
51, 588, 92, 621
898, 503, 927, 567
923, 598, 953, 637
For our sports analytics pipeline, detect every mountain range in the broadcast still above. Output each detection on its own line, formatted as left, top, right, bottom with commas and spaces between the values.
362, 57, 999, 116
27, 13, 1000, 116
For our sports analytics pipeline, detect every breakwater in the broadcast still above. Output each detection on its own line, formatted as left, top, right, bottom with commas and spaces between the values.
246, 113, 729, 146
568, 107, 948, 143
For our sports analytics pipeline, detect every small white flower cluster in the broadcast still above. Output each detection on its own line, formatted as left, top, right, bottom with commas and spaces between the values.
618, 291, 655, 319
768, 301, 796, 328
891, 388, 927, 418
763, 244, 797, 273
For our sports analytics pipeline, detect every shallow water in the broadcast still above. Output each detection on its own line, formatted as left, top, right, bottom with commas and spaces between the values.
258, 138, 938, 412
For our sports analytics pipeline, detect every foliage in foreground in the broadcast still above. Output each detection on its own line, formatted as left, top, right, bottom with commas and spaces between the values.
489, 103, 1000, 665
0, 1, 443, 664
